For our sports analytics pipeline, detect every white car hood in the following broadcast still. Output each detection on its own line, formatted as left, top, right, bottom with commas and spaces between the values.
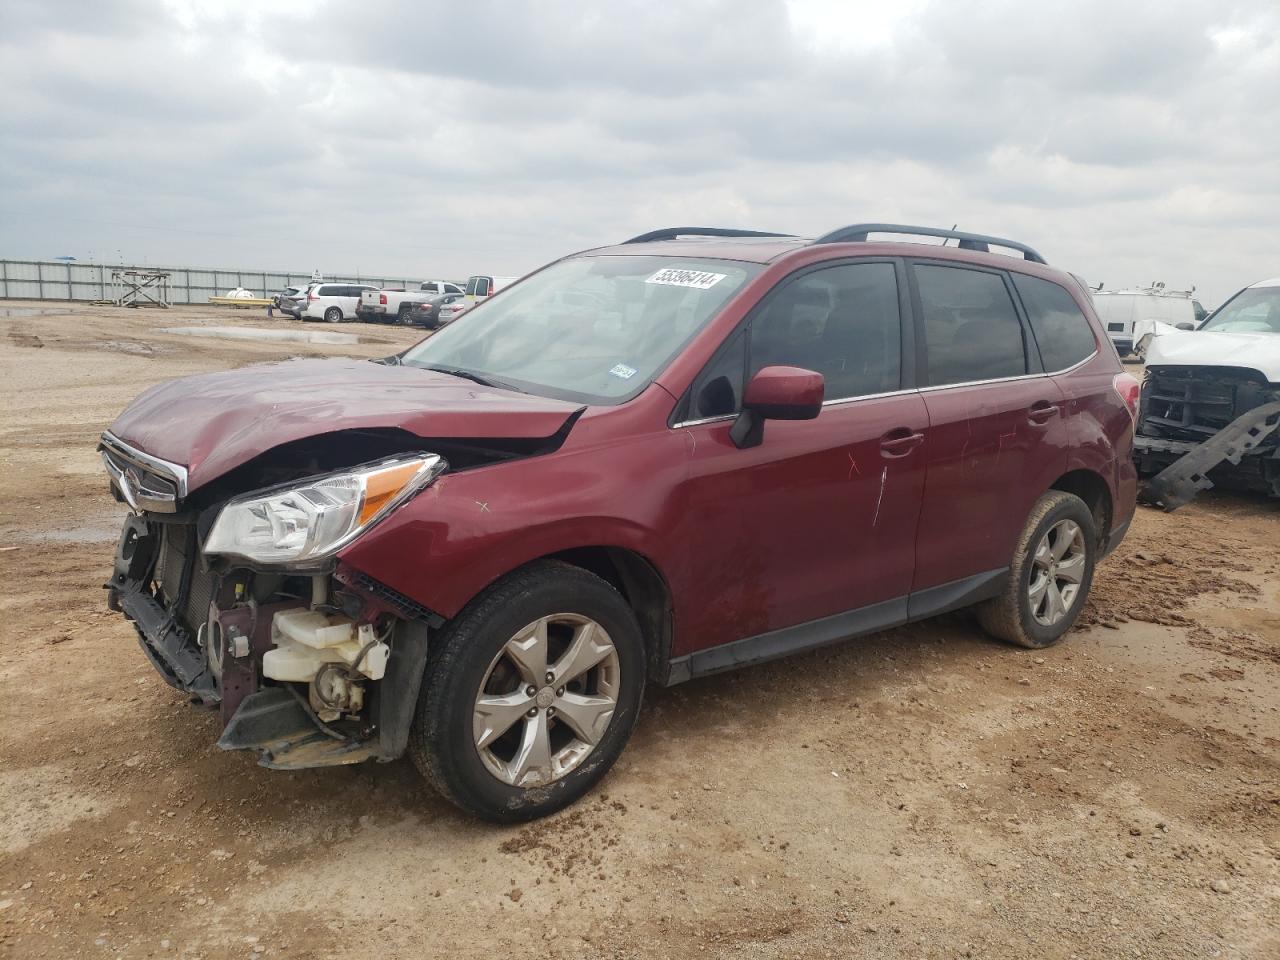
1144, 330, 1280, 382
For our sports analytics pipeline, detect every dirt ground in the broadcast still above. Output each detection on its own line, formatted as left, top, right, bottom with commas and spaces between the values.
1, 300, 1276, 960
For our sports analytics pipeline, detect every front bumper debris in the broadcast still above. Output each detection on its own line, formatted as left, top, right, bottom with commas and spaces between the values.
108, 513, 220, 705
1136, 399, 1280, 509
106, 513, 435, 769
114, 578, 220, 705
216, 687, 378, 770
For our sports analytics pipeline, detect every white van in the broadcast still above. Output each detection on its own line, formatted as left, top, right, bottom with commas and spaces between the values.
463, 274, 518, 305
1091, 284, 1206, 356
300, 282, 378, 323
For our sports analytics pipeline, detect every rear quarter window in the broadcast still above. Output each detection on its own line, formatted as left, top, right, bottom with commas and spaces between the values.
1012, 274, 1097, 371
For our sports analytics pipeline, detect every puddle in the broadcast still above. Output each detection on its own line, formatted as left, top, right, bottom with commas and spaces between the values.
161, 326, 360, 345
0, 307, 71, 318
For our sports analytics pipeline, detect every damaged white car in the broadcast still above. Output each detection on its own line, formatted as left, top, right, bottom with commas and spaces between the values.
1134, 276, 1280, 508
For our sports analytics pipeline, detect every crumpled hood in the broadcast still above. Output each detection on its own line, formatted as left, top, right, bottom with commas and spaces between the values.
1144, 330, 1280, 382
108, 358, 583, 490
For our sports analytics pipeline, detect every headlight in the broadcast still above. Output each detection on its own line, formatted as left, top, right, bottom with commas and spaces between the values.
204, 454, 446, 565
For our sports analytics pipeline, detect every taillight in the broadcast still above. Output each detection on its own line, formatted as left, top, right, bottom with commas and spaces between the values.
1113, 372, 1140, 421
308, 291, 318, 301
379, 293, 387, 305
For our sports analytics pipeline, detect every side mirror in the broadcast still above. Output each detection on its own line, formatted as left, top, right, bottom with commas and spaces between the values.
1175, 321, 1195, 331
729, 366, 824, 449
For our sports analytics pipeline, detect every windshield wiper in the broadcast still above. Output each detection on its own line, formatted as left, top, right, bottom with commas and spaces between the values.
421, 364, 523, 393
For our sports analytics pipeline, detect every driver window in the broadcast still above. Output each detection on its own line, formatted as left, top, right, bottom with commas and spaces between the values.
750, 263, 902, 401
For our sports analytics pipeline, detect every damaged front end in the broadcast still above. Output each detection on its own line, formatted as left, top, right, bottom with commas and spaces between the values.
1134, 365, 1280, 509
101, 434, 440, 770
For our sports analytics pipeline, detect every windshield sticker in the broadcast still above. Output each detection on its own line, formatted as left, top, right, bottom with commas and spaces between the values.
609, 363, 638, 380
645, 268, 727, 290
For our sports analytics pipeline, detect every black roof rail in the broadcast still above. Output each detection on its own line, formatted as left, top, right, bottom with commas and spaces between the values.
622, 227, 796, 244
813, 223, 1047, 264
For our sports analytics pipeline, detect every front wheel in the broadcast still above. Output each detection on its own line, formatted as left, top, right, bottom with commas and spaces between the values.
409, 561, 645, 822
977, 491, 1097, 649
323, 306, 343, 323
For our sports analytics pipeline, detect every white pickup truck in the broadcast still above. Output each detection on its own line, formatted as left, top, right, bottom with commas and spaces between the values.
356, 279, 464, 324
1133, 276, 1280, 508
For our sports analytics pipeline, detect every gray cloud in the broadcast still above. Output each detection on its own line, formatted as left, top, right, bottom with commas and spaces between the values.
0, 0, 1276, 304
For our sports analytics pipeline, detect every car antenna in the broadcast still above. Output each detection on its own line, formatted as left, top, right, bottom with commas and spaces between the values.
940, 223, 958, 247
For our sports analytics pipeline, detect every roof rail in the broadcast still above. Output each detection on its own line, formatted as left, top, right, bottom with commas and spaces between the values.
813, 223, 1047, 264
622, 227, 796, 244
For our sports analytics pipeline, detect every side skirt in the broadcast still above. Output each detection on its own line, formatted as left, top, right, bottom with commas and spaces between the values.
665, 568, 1008, 685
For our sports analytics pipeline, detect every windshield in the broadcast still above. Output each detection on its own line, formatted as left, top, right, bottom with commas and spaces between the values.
1200, 286, 1280, 333
401, 256, 760, 403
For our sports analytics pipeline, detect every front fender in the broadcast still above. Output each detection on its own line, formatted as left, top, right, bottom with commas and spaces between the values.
336, 426, 689, 619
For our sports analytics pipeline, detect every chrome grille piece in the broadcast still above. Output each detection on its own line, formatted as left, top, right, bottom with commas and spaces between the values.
99, 433, 188, 513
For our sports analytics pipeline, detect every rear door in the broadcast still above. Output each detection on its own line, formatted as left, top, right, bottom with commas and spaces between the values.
465, 276, 492, 305
907, 261, 1069, 604
672, 259, 929, 656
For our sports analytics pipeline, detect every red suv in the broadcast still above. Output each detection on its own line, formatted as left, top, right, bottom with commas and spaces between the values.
101, 223, 1139, 821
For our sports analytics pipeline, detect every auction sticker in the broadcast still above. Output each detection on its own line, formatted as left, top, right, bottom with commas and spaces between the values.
609, 363, 638, 380
645, 267, 726, 290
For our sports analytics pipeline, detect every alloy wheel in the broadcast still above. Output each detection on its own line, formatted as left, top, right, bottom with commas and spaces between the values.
473, 614, 620, 788
1028, 518, 1086, 626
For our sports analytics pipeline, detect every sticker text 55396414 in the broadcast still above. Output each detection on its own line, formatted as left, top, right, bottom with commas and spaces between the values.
645, 268, 727, 290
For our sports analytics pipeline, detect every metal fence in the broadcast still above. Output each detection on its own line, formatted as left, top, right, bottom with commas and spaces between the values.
0, 259, 430, 305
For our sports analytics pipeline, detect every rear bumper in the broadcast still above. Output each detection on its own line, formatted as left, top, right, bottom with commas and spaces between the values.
1103, 518, 1132, 556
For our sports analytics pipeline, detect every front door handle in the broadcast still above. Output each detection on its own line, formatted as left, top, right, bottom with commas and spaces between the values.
880, 428, 925, 457
1028, 401, 1060, 425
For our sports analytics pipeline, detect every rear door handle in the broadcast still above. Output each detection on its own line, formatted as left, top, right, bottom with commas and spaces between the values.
880, 428, 925, 457
1028, 401, 1060, 425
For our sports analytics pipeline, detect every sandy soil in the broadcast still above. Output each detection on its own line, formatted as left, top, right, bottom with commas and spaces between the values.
0, 301, 1276, 960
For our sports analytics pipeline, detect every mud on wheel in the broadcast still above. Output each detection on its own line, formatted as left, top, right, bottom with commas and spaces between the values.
409, 560, 645, 822
978, 490, 1098, 649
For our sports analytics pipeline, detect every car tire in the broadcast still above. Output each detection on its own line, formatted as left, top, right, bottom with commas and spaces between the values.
396, 304, 413, 325
977, 490, 1097, 649
323, 306, 343, 323
408, 560, 646, 823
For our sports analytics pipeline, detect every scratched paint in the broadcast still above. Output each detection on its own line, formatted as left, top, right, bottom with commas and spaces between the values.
846, 450, 860, 479
871, 466, 887, 527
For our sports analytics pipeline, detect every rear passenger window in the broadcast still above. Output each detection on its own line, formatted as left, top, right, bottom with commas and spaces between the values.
915, 265, 1027, 386
750, 263, 901, 401
1011, 274, 1097, 371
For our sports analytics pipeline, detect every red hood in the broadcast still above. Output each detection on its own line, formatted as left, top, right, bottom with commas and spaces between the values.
108, 358, 583, 490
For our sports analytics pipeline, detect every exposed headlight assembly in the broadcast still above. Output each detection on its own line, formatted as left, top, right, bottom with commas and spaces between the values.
204, 454, 446, 566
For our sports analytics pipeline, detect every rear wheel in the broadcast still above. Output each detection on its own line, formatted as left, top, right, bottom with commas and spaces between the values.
323, 306, 343, 323
396, 304, 412, 325
977, 491, 1097, 649
409, 561, 645, 822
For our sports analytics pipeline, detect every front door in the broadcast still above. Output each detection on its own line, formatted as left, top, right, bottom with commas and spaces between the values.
669, 260, 928, 659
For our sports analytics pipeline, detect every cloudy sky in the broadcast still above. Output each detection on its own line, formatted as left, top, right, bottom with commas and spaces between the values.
1, 0, 1276, 305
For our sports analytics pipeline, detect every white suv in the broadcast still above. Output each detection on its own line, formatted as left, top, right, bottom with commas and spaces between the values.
300, 283, 378, 323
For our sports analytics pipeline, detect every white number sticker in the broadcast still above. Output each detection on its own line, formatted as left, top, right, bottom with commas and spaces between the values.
645, 268, 727, 290
609, 363, 638, 380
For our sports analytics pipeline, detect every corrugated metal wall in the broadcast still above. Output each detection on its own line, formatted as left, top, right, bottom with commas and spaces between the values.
0, 259, 433, 304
